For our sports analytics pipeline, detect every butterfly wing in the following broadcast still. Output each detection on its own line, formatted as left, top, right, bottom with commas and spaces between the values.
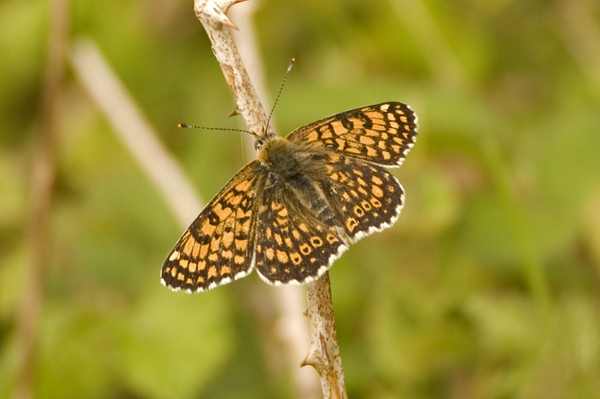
251, 151, 405, 284
253, 181, 349, 285
285, 102, 418, 167
321, 153, 405, 242
161, 160, 263, 292
162, 102, 418, 291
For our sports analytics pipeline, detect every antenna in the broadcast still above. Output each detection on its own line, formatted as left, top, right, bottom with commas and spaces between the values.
177, 124, 259, 139
264, 58, 295, 135
178, 59, 296, 141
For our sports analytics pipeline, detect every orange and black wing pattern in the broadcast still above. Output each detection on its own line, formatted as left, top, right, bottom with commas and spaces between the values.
252, 186, 349, 285
285, 102, 417, 167
161, 161, 263, 292
322, 153, 405, 242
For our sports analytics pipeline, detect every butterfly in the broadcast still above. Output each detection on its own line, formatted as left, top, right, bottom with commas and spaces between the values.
161, 102, 418, 292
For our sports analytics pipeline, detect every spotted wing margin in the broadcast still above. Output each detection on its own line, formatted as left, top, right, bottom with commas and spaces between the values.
253, 186, 349, 286
161, 160, 263, 293
323, 154, 405, 243
285, 102, 418, 167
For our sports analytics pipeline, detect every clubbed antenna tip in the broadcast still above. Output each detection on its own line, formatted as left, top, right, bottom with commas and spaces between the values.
287, 58, 295, 73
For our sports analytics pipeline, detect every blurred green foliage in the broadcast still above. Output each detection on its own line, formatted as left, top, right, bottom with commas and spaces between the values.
2, 0, 600, 398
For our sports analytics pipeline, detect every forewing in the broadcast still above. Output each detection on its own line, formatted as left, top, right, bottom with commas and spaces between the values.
324, 154, 405, 242
253, 187, 349, 285
161, 160, 262, 292
285, 102, 418, 167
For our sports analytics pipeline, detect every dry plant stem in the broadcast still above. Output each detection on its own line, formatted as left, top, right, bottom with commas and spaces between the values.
557, 0, 600, 89
70, 39, 204, 226
195, 0, 270, 135
14, 1, 69, 398
302, 273, 347, 399
194, 1, 346, 397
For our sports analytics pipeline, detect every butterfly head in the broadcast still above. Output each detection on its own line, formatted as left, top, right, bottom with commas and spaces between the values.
257, 136, 330, 183
253, 124, 278, 150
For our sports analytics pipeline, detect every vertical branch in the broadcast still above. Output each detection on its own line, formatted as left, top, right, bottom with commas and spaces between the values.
193, 1, 346, 397
14, 0, 70, 398
194, 0, 269, 134
302, 273, 347, 399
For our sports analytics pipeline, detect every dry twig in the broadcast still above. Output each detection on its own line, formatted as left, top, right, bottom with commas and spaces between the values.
14, 1, 70, 398
70, 39, 204, 226
193, 1, 347, 397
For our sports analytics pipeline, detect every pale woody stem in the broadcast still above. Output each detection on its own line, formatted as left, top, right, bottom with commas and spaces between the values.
193, 1, 347, 398
303, 273, 347, 399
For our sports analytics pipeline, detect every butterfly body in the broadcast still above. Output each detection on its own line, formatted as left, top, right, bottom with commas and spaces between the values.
259, 136, 336, 225
259, 136, 323, 187
162, 102, 418, 292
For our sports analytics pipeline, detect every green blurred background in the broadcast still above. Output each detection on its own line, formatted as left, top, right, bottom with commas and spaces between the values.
2, 0, 600, 398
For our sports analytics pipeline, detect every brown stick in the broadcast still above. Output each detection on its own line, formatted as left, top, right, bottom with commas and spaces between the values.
194, 0, 270, 135
14, 1, 70, 398
302, 273, 347, 399
193, 1, 346, 397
